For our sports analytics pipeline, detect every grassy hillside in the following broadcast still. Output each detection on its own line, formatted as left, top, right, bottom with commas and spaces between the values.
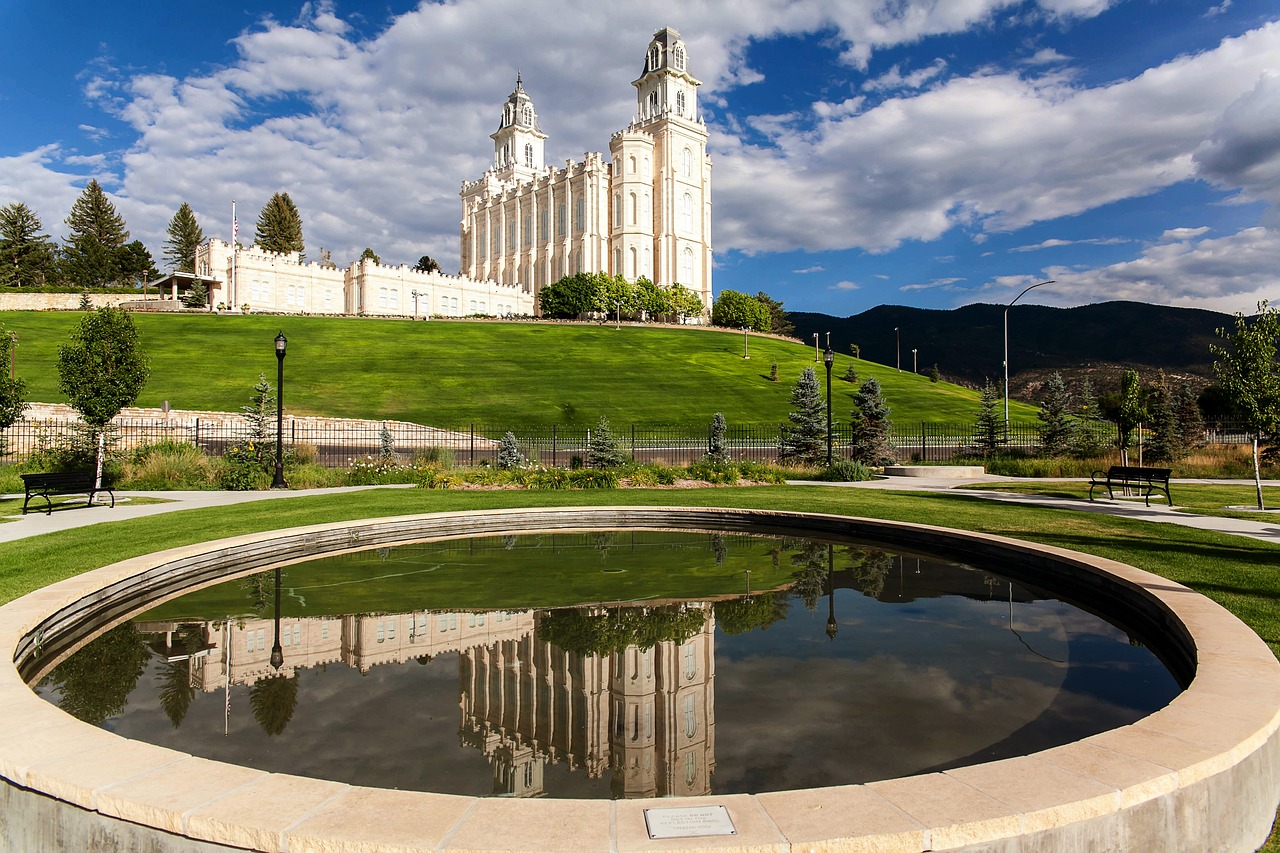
0, 312, 1039, 426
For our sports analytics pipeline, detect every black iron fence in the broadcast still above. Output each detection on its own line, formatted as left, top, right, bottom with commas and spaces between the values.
1, 416, 1256, 468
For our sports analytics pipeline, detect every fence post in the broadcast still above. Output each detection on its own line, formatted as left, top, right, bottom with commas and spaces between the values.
470, 424, 475, 466
194, 418, 200, 449
552, 424, 558, 468
631, 423, 636, 462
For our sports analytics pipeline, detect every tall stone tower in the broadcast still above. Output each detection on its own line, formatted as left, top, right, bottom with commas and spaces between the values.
622, 27, 712, 304
491, 74, 547, 184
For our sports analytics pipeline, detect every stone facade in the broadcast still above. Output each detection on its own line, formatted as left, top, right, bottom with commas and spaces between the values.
460, 27, 712, 314
193, 240, 533, 318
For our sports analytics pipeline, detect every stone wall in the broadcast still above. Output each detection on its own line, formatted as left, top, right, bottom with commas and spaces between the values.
0, 293, 139, 312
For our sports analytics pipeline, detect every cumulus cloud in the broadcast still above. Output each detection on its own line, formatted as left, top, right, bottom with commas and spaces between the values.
831, 280, 860, 290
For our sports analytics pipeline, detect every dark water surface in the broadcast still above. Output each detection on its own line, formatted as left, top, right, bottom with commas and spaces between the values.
34, 531, 1181, 798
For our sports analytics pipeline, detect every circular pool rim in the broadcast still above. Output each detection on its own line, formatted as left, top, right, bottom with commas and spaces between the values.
2, 506, 1279, 852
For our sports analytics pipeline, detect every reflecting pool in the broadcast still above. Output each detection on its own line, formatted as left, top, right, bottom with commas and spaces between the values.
34, 531, 1181, 798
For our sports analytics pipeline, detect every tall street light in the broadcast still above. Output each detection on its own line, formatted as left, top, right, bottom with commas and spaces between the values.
812, 333, 819, 362
272, 332, 288, 489
1003, 280, 1055, 425
823, 344, 834, 467
742, 326, 749, 359
410, 289, 421, 320
894, 326, 900, 371
912, 348, 918, 374
269, 568, 284, 670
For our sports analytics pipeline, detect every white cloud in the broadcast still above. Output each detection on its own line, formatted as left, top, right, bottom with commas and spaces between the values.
862, 59, 948, 92
830, 280, 860, 290
1009, 236, 1131, 252
1159, 226, 1211, 241
793, 264, 825, 274
1001, 226, 1280, 314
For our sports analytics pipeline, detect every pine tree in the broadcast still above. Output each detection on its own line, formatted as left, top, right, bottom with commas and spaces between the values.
1145, 372, 1179, 463
63, 179, 130, 287
1036, 372, 1075, 456
972, 380, 1006, 457
587, 416, 627, 468
779, 367, 827, 465
254, 192, 305, 257
360, 247, 381, 265
1071, 377, 1106, 458
180, 280, 208, 308
705, 412, 729, 464
0, 202, 57, 287
163, 202, 205, 273
848, 377, 895, 466
1174, 384, 1205, 455
241, 374, 277, 469
379, 423, 396, 463
498, 431, 525, 469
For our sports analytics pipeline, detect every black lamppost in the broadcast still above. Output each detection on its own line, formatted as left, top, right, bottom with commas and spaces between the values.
272, 332, 288, 489
823, 344, 834, 466
269, 568, 284, 670
826, 543, 838, 641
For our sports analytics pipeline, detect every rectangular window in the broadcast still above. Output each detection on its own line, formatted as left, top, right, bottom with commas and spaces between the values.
523, 214, 532, 247
556, 204, 565, 237
539, 208, 548, 241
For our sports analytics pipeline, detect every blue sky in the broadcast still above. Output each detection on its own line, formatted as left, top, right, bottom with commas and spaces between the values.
1, 0, 1278, 316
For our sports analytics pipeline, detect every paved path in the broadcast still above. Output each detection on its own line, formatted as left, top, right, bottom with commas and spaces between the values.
2, 476, 1278, 546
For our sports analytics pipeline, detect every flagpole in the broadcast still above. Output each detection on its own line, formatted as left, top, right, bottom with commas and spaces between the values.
230, 201, 238, 312
224, 618, 231, 736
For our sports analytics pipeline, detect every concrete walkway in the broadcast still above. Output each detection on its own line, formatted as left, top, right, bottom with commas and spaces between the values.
2, 475, 1278, 545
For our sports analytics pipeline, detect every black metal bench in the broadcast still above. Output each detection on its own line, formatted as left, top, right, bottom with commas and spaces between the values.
1088, 465, 1173, 507
20, 472, 115, 515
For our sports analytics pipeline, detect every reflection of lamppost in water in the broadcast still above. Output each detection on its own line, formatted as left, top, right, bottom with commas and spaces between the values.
825, 543, 838, 640
271, 332, 288, 489
269, 568, 284, 670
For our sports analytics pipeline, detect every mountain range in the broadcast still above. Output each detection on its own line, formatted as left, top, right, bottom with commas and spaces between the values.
788, 301, 1231, 401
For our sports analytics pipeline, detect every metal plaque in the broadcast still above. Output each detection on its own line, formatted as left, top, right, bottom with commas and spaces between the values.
643, 805, 737, 839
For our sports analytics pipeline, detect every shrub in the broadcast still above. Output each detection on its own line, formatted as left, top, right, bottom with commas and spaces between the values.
122, 441, 214, 489
842, 364, 858, 383
217, 445, 270, 490
624, 463, 679, 487
289, 442, 319, 465
344, 455, 417, 486
769, 362, 779, 382
497, 431, 525, 470
815, 459, 875, 482
705, 413, 729, 464
414, 446, 455, 468
587, 416, 628, 468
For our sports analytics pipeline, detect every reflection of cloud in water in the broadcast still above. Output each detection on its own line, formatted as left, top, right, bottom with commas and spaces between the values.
111, 653, 497, 796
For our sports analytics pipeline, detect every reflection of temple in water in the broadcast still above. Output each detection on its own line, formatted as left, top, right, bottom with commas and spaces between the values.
137, 602, 716, 798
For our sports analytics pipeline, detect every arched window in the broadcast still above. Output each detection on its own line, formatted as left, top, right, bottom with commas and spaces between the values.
629, 246, 637, 279
521, 105, 532, 125
648, 45, 660, 70
676, 90, 685, 115
574, 195, 584, 232
684, 694, 697, 736
683, 643, 696, 679
673, 45, 685, 71
538, 208, 548, 241
629, 192, 637, 226
614, 194, 622, 227
613, 248, 622, 274
643, 156, 651, 178
681, 193, 692, 231
682, 147, 692, 177
555, 203, 565, 236
649, 91, 659, 115
681, 247, 694, 284
523, 214, 531, 246
524, 143, 533, 167
628, 155, 636, 174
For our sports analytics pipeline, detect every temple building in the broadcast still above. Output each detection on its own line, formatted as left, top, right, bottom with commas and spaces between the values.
459, 27, 713, 314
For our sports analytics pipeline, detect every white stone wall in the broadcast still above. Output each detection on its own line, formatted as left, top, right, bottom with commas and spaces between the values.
0, 293, 142, 311
192, 239, 534, 318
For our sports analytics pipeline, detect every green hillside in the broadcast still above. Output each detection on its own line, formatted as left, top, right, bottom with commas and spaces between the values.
0, 312, 1038, 426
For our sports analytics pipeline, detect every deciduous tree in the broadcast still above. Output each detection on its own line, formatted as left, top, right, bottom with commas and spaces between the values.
1212, 300, 1280, 509
0, 327, 26, 438
1115, 369, 1146, 465
711, 289, 769, 331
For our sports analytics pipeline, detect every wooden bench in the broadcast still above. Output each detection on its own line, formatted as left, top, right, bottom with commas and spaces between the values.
20, 472, 115, 516
1088, 465, 1173, 507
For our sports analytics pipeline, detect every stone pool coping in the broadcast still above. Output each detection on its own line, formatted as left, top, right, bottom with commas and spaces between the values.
2, 506, 1279, 852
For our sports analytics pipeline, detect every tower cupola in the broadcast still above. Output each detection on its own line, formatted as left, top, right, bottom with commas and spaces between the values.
632, 28, 701, 124
491, 73, 547, 182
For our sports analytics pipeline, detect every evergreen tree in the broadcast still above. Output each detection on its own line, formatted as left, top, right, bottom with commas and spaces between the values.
1174, 384, 1205, 455
587, 415, 627, 468
848, 377, 895, 466
841, 363, 858, 383
254, 192, 305, 257
1071, 377, 1106, 458
180, 280, 208, 308
497, 431, 525, 469
240, 374, 277, 469
705, 412, 729, 463
249, 673, 299, 737
360, 247, 381, 265
62, 179, 129, 287
413, 255, 441, 273
0, 202, 57, 287
379, 422, 396, 463
0, 328, 27, 440
117, 240, 158, 287
972, 380, 1006, 457
1212, 300, 1280, 509
779, 367, 827, 465
162, 202, 205, 273
1145, 372, 1179, 463
1036, 372, 1075, 456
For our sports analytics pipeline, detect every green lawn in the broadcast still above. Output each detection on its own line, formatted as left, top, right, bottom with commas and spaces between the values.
1, 312, 1038, 426
2, 485, 1277, 848
965, 480, 1280, 520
